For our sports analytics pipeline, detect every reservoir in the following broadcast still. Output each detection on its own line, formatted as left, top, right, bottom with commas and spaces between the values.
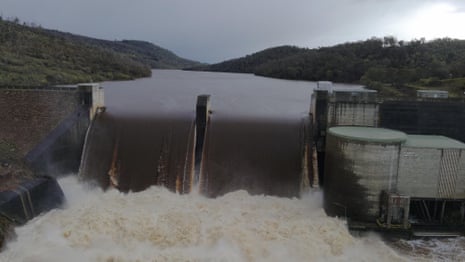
80, 69, 358, 195
1, 70, 463, 261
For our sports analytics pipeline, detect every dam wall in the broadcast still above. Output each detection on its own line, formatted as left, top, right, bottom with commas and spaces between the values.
24, 105, 90, 175
0, 86, 89, 247
379, 99, 465, 143
0, 87, 80, 156
79, 94, 314, 197
0, 85, 100, 176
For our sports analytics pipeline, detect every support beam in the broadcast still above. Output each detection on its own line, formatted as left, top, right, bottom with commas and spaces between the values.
440, 200, 447, 224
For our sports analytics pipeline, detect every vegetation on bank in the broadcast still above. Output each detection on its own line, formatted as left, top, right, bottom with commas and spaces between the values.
0, 18, 200, 86
189, 37, 465, 97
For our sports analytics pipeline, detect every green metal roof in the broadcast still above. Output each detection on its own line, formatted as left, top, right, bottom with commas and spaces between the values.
404, 135, 465, 149
328, 126, 408, 143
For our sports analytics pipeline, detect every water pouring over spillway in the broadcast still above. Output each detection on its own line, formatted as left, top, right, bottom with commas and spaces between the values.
76, 70, 323, 196
79, 113, 197, 193
79, 94, 311, 197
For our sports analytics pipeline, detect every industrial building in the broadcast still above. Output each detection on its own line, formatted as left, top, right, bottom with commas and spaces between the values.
313, 88, 465, 233
323, 124, 465, 232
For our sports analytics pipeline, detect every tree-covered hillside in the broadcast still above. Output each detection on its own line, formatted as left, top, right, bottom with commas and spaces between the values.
0, 19, 200, 86
191, 37, 465, 97
189, 46, 306, 73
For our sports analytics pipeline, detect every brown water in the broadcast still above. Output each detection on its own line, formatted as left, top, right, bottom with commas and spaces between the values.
80, 70, 357, 195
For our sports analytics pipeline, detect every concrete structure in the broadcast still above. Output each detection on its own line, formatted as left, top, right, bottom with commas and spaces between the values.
311, 89, 380, 185
316, 81, 333, 93
26, 84, 104, 176
327, 90, 379, 127
324, 126, 465, 229
397, 135, 465, 199
417, 90, 449, 99
78, 83, 105, 121
194, 95, 211, 190
0, 84, 104, 176
312, 90, 465, 146
312, 90, 465, 188
324, 126, 407, 221
0, 87, 79, 157
24, 106, 90, 175
312, 90, 379, 133
379, 100, 465, 144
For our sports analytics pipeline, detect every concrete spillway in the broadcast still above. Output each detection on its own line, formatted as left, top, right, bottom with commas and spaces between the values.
79, 103, 310, 197
77, 70, 319, 197
203, 118, 306, 197
79, 113, 195, 193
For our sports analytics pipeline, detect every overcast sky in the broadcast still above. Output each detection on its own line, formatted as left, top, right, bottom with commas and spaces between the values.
2, 0, 465, 63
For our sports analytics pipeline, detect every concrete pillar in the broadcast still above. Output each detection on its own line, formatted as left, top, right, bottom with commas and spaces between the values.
78, 83, 105, 121
194, 95, 211, 187
311, 90, 329, 146
311, 90, 329, 186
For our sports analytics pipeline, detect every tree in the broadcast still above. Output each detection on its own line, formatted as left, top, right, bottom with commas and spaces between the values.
383, 36, 397, 47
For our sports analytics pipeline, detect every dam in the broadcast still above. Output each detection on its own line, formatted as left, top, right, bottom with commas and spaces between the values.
1, 70, 465, 260
79, 70, 315, 196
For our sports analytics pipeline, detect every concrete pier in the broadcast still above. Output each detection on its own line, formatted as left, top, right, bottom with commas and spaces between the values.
194, 95, 211, 190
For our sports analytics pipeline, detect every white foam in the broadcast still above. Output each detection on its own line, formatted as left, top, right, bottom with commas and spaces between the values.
1, 176, 410, 261
392, 237, 465, 261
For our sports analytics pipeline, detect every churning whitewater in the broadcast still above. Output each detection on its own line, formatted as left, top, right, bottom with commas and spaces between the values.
0, 176, 410, 262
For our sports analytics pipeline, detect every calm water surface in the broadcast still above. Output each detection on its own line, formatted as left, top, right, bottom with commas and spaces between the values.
102, 69, 361, 119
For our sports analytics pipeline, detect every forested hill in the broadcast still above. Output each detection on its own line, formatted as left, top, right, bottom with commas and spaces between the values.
191, 46, 307, 73
189, 37, 465, 97
0, 19, 200, 86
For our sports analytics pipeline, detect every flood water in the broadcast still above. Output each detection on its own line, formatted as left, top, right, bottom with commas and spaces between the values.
102, 69, 321, 119
80, 69, 357, 195
1, 70, 463, 261
2, 176, 463, 261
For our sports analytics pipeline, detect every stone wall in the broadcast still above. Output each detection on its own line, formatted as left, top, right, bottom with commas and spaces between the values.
0, 89, 79, 156
0, 88, 84, 177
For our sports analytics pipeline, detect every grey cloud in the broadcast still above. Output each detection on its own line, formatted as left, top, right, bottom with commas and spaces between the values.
1, 0, 463, 63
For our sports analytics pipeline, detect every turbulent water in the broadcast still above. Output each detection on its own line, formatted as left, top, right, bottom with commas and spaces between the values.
2, 177, 464, 261
0, 176, 407, 262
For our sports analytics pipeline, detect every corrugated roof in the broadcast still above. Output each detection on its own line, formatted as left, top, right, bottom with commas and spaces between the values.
404, 135, 465, 149
328, 126, 408, 143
